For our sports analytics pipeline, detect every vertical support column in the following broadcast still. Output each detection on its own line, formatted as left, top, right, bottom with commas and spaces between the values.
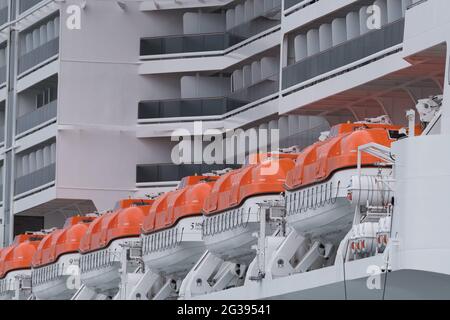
318, 24, 332, 52
294, 34, 307, 62
1, 0, 17, 246
346, 12, 360, 40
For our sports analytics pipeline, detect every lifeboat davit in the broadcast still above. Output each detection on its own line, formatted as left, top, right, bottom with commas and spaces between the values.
78, 199, 154, 297
31, 216, 96, 300
202, 154, 297, 264
284, 123, 401, 242
141, 175, 218, 280
0, 233, 45, 300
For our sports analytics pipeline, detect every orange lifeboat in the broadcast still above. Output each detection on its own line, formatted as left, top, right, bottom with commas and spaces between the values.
0, 233, 44, 279
31, 216, 96, 300
141, 176, 217, 281
0, 233, 44, 300
284, 122, 402, 242
79, 199, 154, 253
202, 153, 296, 264
78, 199, 154, 296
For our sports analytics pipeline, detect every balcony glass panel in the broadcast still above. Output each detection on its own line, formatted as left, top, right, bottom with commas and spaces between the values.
140, 33, 245, 56
138, 97, 247, 120
18, 37, 59, 74
282, 18, 405, 90
137, 164, 239, 183
19, 0, 43, 14
14, 163, 55, 195
0, 5, 8, 25
16, 99, 57, 135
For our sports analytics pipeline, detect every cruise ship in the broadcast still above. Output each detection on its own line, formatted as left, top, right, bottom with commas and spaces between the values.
0, 0, 449, 300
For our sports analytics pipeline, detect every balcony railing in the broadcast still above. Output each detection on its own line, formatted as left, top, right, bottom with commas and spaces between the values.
0, 5, 8, 25
138, 97, 247, 120
0, 184, 3, 202
137, 163, 239, 184
140, 32, 245, 56
16, 99, 57, 135
282, 18, 405, 90
19, 0, 43, 14
14, 162, 56, 196
18, 37, 59, 74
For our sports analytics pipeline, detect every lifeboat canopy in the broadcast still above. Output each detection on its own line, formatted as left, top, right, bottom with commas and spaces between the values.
79, 199, 154, 253
0, 233, 45, 279
32, 216, 96, 268
203, 153, 297, 215
285, 122, 402, 191
142, 175, 218, 234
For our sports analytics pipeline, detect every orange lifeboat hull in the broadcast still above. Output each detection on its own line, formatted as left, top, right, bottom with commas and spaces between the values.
141, 176, 216, 278
284, 123, 399, 242
202, 154, 296, 264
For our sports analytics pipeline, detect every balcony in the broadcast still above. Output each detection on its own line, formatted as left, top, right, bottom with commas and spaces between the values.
19, 0, 43, 14
0, 5, 8, 26
18, 37, 59, 75
141, 1, 281, 58
137, 163, 239, 184
282, 18, 405, 90
14, 162, 55, 196
16, 99, 57, 136
138, 97, 247, 121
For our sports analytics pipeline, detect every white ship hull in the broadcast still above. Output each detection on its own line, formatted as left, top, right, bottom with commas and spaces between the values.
193, 255, 450, 300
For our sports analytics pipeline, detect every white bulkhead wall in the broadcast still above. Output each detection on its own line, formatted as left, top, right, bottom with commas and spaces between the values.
56, 1, 183, 212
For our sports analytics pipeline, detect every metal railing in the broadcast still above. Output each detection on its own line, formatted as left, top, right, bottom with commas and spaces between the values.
140, 32, 245, 56
137, 163, 239, 184
138, 97, 247, 120
16, 100, 57, 135
282, 18, 405, 90
14, 162, 56, 196
18, 37, 59, 74
0, 5, 8, 26
19, 0, 43, 14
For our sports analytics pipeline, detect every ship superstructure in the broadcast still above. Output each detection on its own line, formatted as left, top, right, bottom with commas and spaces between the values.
0, 0, 449, 300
